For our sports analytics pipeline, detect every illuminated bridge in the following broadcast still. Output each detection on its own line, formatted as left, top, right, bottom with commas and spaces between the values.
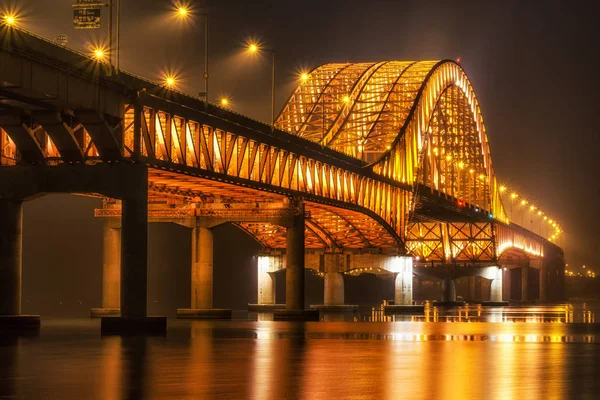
0, 27, 565, 330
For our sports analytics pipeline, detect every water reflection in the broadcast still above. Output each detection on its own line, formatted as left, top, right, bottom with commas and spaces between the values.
0, 307, 599, 399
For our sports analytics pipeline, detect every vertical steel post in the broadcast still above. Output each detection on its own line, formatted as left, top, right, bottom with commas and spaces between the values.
271, 51, 275, 131
107, 0, 113, 67
204, 14, 209, 101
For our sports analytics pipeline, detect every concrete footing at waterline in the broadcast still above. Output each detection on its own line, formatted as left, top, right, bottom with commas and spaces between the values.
0, 315, 40, 331
273, 309, 320, 321
90, 308, 121, 318
248, 304, 286, 312
176, 308, 232, 320
309, 304, 359, 312
481, 301, 510, 307
100, 316, 167, 336
384, 305, 426, 313
432, 300, 467, 307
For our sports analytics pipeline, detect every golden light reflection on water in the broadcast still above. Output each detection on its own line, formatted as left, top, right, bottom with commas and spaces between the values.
2, 309, 599, 399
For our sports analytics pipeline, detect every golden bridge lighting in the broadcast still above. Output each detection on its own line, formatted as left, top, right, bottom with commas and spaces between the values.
93, 48, 105, 61
300, 72, 309, 81
165, 76, 176, 88
248, 43, 259, 53
521, 200, 527, 206
220, 97, 230, 106
3, 14, 16, 26
499, 185, 506, 193
342, 95, 350, 103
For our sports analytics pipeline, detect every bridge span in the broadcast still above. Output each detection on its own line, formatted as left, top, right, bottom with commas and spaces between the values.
0, 26, 564, 332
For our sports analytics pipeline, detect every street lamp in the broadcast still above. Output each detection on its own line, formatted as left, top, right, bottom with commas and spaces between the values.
220, 97, 230, 107
175, 6, 209, 101
165, 76, 177, 89
3, 14, 16, 26
247, 42, 275, 130
510, 192, 518, 221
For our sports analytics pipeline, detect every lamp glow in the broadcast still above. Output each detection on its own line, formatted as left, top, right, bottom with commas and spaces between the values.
93, 48, 105, 60
3, 14, 16, 26
248, 43, 258, 53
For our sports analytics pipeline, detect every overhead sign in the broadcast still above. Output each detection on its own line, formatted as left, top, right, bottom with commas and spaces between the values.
53, 34, 68, 46
72, 0, 102, 29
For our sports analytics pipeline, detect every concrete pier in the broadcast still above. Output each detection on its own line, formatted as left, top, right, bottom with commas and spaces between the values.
441, 276, 456, 302
91, 220, 121, 317
0, 199, 23, 316
102, 188, 166, 335
257, 255, 281, 305
521, 266, 530, 301
192, 226, 213, 309
490, 267, 503, 302
0, 199, 39, 330
393, 256, 413, 306
177, 224, 231, 319
324, 253, 344, 306
275, 201, 318, 321
285, 210, 305, 311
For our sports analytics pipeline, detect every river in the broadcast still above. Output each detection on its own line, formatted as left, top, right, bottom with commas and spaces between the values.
1, 303, 599, 399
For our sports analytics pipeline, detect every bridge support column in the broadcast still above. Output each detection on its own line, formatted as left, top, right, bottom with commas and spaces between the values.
0, 199, 22, 316
101, 176, 166, 335
441, 276, 456, 302
275, 200, 318, 321
502, 268, 511, 301
489, 267, 503, 303
258, 256, 277, 305
177, 224, 231, 319
91, 220, 121, 317
324, 253, 344, 306
468, 276, 477, 300
0, 199, 39, 330
539, 264, 548, 302
394, 257, 413, 306
248, 254, 285, 312
285, 211, 304, 311
521, 266, 530, 301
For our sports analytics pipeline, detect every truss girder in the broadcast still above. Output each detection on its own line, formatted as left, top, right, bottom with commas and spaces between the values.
0, 115, 46, 163
125, 105, 406, 246
276, 60, 508, 224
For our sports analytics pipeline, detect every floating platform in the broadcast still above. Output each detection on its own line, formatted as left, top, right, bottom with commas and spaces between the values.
176, 308, 232, 320
101, 317, 167, 336
90, 308, 120, 318
309, 304, 359, 312
432, 301, 467, 307
0, 315, 40, 331
384, 305, 426, 313
247, 304, 286, 312
273, 309, 320, 321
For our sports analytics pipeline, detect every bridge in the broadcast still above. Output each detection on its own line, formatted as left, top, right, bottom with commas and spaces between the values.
0, 26, 565, 332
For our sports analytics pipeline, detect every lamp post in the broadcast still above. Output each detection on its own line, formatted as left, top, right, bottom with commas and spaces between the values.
248, 43, 275, 130
176, 7, 209, 101
510, 193, 517, 221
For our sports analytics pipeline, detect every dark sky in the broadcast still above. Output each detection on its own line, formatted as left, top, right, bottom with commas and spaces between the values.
9, 0, 600, 303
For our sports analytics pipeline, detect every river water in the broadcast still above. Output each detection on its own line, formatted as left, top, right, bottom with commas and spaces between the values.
1, 303, 599, 400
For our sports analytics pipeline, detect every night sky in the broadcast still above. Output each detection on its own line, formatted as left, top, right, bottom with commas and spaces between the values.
6, 0, 599, 312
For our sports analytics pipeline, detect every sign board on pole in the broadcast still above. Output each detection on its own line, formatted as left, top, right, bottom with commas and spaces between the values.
53, 34, 69, 46
72, 0, 102, 29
